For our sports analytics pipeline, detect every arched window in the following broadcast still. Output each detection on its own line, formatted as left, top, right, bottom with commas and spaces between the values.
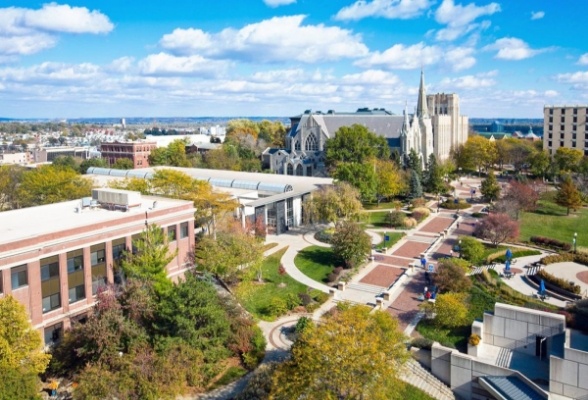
287, 164, 294, 175
305, 132, 318, 151
296, 164, 303, 176
294, 139, 301, 151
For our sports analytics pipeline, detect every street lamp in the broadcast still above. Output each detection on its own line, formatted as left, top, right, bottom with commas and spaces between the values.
573, 232, 578, 253
458, 239, 462, 258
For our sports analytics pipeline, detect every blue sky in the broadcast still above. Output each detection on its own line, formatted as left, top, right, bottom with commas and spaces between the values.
0, 0, 587, 119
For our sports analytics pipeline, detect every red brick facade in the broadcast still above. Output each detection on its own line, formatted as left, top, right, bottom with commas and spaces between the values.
0, 201, 195, 345
100, 141, 157, 169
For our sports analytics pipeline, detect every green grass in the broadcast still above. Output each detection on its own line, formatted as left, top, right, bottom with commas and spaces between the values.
362, 211, 392, 227
362, 201, 398, 210
262, 242, 279, 252
375, 232, 405, 250
295, 246, 337, 283
209, 366, 247, 389
234, 247, 308, 321
416, 270, 559, 351
401, 382, 437, 400
520, 199, 588, 248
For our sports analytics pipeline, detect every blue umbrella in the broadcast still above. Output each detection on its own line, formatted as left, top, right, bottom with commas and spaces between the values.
505, 249, 512, 260
505, 260, 511, 272
540, 279, 546, 295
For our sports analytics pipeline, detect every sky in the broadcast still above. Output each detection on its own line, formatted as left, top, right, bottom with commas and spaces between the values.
0, 0, 587, 119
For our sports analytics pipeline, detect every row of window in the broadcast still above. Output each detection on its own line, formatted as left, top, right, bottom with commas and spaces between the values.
549, 108, 588, 115
2, 223, 189, 296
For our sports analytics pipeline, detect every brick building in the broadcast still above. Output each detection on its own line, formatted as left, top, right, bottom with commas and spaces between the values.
0, 188, 195, 346
100, 141, 157, 169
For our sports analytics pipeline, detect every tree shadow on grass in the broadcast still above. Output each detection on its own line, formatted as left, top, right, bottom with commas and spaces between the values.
297, 247, 337, 282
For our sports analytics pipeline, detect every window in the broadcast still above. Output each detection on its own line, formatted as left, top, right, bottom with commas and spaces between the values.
573, 141, 577, 148
549, 109, 553, 115
42, 293, 61, 313
92, 276, 107, 295
287, 164, 293, 175
548, 133, 552, 139
180, 222, 189, 239
0, 274, 3, 294
67, 255, 83, 274
560, 141, 564, 147
44, 323, 63, 347
549, 117, 553, 123
294, 140, 301, 151
91, 249, 105, 266
69, 284, 85, 303
167, 225, 176, 242
41, 262, 59, 281
11, 265, 28, 289
574, 108, 578, 115
112, 243, 126, 260
305, 132, 318, 151
548, 141, 552, 147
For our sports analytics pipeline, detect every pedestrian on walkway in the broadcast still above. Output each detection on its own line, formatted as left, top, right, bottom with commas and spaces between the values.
423, 286, 428, 296
457, 222, 460, 229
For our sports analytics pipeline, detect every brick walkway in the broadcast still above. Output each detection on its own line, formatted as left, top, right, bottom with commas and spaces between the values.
454, 220, 476, 236
387, 270, 427, 334
419, 216, 454, 233
373, 254, 415, 267
360, 265, 405, 287
392, 241, 430, 258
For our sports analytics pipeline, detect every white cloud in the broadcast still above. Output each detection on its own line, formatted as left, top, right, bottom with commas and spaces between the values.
544, 90, 558, 97
0, 3, 113, 57
577, 53, 588, 66
342, 69, 400, 85
434, 0, 500, 41
263, 0, 296, 7
250, 69, 306, 83
439, 73, 496, 89
22, 3, 114, 34
555, 71, 588, 84
356, 42, 476, 72
531, 11, 545, 20
483, 37, 548, 60
138, 53, 229, 77
356, 42, 440, 70
334, 0, 433, 21
107, 57, 135, 73
159, 15, 368, 63
0, 62, 101, 84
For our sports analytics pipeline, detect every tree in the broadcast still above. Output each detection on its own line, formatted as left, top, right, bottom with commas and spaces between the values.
555, 175, 583, 215
434, 259, 472, 293
424, 154, 445, 195
406, 147, 422, 177
480, 171, 501, 202
325, 124, 390, 167
463, 136, 497, 174
501, 181, 540, 219
52, 155, 81, 172
375, 159, 406, 202
458, 236, 485, 265
148, 139, 191, 167
332, 161, 377, 201
270, 305, 409, 399
18, 165, 93, 207
80, 157, 108, 174
111, 157, 134, 170
0, 165, 24, 210
529, 150, 551, 180
331, 221, 371, 268
0, 296, 51, 397
120, 224, 177, 295
303, 182, 363, 224
433, 293, 469, 328
408, 169, 423, 199
474, 213, 519, 247
451, 143, 475, 171
555, 148, 583, 173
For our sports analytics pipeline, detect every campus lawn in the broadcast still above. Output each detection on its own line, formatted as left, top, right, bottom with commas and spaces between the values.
295, 246, 336, 283
234, 247, 308, 321
362, 201, 398, 210
520, 200, 588, 249
363, 210, 392, 227
401, 383, 437, 400
375, 232, 405, 250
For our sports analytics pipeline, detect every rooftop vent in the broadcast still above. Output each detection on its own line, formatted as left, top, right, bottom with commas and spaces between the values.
91, 188, 142, 211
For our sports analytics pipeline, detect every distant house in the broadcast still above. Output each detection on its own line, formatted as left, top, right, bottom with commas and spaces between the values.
100, 141, 156, 169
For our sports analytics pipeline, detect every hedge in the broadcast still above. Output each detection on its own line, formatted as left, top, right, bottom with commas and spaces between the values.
540, 252, 588, 267
440, 200, 471, 210
536, 269, 581, 294
490, 249, 542, 264
530, 236, 572, 251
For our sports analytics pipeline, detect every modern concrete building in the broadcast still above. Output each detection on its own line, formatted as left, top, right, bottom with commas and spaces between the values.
430, 303, 588, 399
32, 146, 92, 163
0, 152, 30, 165
87, 166, 332, 235
265, 71, 468, 176
100, 141, 157, 169
543, 105, 588, 156
0, 188, 195, 346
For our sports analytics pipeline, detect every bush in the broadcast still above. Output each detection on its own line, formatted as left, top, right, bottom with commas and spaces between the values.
541, 253, 574, 265
403, 217, 418, 228
410, 337, 433, 350
313, 291, 330, 304
440, 200, 471, 210
468, 334, 481, 346
298, 293, 312, 306
305, 303, 320, 313
411, 198, 426, 208
285, 293, 302, 310
266, 297, 288, 316
388, 211, 406, 227
530, 236, 572, 251
536, 269, 581, 294
327, 272, 339, 283
459, 236, 485, 265
489, 249, 542, 263
295, 317, 311, 333
314, 229, 334, 244
411, 207, 430, 222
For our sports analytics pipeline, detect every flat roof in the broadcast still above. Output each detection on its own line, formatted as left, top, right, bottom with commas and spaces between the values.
0, 194, 193, 245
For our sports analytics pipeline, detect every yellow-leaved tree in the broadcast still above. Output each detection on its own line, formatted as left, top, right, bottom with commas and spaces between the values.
0, 296, 51, 397
270, 304, 409, 399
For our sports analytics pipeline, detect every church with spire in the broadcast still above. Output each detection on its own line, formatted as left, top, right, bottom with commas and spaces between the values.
263, 71, 469, 176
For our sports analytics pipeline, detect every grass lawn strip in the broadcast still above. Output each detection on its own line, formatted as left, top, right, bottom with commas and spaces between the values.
375, 232, 405, 250
294, 246, 336, 283
234, 247, 308, 321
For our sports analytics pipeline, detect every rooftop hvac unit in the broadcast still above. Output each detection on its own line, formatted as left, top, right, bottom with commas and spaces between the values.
92, 188, 142, 208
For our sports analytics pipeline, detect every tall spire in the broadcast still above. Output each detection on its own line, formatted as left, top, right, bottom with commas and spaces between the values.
416, 69, 429, 118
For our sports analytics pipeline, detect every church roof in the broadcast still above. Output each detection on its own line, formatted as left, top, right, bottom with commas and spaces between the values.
310, 113, 405, 139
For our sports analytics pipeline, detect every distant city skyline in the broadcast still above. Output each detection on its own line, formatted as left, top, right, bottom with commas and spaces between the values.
0, 0, 587, 119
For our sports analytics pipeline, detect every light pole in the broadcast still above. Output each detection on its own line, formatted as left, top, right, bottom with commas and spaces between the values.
573, 232, 578, 253
458, 239, 462, 258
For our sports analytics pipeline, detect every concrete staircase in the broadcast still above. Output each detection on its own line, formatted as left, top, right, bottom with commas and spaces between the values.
347, 282, 385, 294
468, 264, 497, 275
400, 359, 456, 400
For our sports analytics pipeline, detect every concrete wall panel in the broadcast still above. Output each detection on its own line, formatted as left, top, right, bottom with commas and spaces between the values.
505, 319, 528, 340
